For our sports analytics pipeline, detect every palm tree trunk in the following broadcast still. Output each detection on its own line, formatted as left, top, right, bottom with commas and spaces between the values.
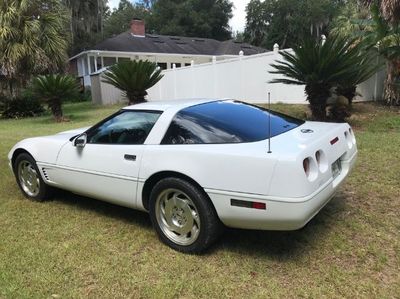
384, 59, 400, 105
306, 84, 331, 121
49, 99, 64, 122
338, 86, 357, 105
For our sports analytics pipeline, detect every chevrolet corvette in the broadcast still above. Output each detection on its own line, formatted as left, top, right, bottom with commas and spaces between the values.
8, 99, 357, 253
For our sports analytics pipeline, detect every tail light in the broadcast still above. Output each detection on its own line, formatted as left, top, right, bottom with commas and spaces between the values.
344, 131, 353, 149
315, 150, 328, 172
349, 128, 356, 144
303, 158, 310, 176
315, 151, 321, 164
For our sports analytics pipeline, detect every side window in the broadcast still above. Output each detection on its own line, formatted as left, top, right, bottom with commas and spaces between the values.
161, 115, 203, 144
161, 112, 242, 144
87, 110, 162, 145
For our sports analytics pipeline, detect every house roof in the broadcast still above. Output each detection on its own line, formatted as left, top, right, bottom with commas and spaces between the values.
90, 32, 267, 56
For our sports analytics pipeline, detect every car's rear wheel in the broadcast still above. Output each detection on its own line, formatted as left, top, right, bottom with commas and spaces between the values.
149, 177, 222, 253
14, 153, 53, 201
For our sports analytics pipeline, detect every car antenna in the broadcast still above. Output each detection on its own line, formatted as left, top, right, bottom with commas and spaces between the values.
267, 92, 272, 154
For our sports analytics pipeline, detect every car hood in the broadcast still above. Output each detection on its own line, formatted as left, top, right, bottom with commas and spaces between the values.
57, 127, 90, 136
8, 127, 90, 165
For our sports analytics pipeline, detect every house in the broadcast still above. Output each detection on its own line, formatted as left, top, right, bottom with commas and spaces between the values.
68, 19, 267, 88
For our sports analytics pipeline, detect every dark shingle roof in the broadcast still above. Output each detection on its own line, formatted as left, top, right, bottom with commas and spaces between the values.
91, 32, 267, 56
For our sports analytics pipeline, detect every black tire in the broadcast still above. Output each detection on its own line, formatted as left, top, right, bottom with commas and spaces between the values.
149, 177, 223, 253
13, 153, 53, 201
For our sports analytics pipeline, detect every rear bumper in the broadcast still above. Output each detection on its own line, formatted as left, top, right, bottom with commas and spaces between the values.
206, 150, 357, 231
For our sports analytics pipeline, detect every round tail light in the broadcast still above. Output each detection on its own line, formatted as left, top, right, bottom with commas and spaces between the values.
303, 158, 310, 176
315, 151, 321, 165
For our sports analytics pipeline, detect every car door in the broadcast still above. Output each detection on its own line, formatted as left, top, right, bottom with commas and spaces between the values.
53, 110, 162, 208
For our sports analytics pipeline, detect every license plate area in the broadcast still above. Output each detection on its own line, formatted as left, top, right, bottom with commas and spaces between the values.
331, 159, 342, 179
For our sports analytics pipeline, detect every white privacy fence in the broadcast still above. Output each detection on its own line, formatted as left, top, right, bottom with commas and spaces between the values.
147, 49, 308, 104
91, 47, 385, 105
147, 48, 385, 104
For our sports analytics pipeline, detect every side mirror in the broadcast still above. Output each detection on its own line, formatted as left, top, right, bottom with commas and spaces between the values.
74, 133, 87, 148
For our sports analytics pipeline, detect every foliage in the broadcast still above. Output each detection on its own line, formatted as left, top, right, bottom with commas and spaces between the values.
62, 0, 109, 54
330, 0, 372, 39
147, 0, 233, 41
0, 94, 44, 119
30, 74, 80, 121
363, 0, 400, 24
102, 60, 163, 105
270, 36, 379, 121
0, 0, 69, 96
331, 0, 400, 105
103, 0, 149, 39
244, 0, 343, 49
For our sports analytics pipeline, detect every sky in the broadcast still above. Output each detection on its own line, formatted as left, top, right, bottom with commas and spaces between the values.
107, 0, 250, 33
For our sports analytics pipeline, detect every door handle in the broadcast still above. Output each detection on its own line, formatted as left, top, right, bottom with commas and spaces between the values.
124, 154, 136, 161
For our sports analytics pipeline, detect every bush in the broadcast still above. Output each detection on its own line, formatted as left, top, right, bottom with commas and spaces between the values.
68, 89, 91, 102
0, 95, 45, 119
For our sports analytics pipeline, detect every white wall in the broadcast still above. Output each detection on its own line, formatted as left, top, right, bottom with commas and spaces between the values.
147, 49, 385, 104
92, 48, 385, 105
147, 50, 307, 104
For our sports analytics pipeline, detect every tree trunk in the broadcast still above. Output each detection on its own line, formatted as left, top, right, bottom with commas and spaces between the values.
384, 59, 400, 105
127, 90, 148, 105
337, 86, 357, 105
305, 84, 331, 121
49, 99, 63, 122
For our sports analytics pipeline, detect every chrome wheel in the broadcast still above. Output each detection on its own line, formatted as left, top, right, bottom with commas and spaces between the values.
155, 188, 201, 246
18, 160, 40, 197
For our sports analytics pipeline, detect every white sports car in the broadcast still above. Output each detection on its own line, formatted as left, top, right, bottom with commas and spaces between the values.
8, 99, 357, 253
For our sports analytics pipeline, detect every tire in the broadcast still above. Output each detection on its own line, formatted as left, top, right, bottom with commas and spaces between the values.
13, 153, 53, 201
149, 177, 223, 253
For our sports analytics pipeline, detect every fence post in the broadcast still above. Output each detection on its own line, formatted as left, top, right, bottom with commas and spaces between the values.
239, 51, 244, 100
191, 60, 195, 97
173, 63, 177, 99
212, 56, 217, 97
321, 35, 326, 45
157, 66, 162, 100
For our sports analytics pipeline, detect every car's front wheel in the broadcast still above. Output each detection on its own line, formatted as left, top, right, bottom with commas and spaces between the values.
149, 177, 222, 253
14, 153, 53, 201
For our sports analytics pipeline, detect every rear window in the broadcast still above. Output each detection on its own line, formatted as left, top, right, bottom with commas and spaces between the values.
161, 100, 304, 144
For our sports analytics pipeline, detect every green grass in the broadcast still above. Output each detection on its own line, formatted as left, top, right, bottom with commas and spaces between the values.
0, 102, 399, 298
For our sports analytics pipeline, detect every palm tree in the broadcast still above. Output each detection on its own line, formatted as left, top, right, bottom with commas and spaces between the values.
102, 60, 163, 105
363, 0, 400, 24
270, 36, 379, 120
366, 2, 400, 105
0, 0, 69, 96
31, 74, 79, 122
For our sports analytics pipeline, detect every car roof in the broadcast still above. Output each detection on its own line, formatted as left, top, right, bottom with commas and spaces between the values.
123, 98, 226, 112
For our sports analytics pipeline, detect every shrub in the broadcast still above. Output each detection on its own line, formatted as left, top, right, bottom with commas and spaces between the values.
0, 95, 45, 119
30, 74, 79, 122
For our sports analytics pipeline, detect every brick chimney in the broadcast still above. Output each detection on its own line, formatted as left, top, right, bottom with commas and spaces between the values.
130, 18, 145, 37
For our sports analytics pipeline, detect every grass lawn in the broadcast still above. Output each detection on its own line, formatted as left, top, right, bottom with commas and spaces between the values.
0, 102, 399, 298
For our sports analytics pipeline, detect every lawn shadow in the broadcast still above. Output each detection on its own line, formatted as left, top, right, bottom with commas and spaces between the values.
53, 189, 152, 229
211, 192, 349, 259
51, 189, 349, 258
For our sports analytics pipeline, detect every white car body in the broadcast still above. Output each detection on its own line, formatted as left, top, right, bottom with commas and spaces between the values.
8, 99, 357, 231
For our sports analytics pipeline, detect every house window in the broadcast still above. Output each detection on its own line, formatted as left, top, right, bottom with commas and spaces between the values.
103, 57, 117, 67
157, 63, 167, 70
185, 63, 191, 67
89, 56, 96, 73
83, 58, 89, 75
118, 57, 131, 63
171, 63, 181, 68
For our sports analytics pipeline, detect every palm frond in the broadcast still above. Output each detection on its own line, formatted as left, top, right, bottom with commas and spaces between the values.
102, 60, 164, 104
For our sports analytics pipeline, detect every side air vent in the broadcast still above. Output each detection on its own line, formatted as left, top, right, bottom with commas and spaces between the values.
41, 168, 50, 181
